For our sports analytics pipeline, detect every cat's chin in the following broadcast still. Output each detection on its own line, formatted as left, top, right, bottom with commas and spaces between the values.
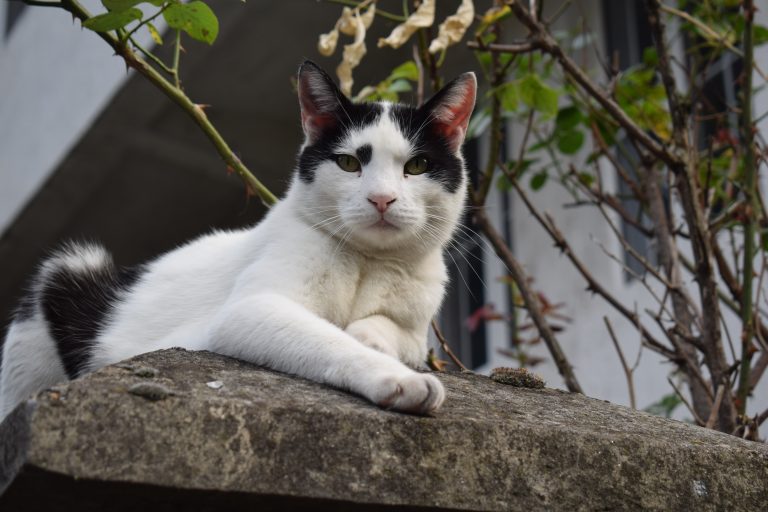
345, 223, 419, 253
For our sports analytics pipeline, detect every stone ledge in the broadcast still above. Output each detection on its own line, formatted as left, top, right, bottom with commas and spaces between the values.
1, 348, 767, 511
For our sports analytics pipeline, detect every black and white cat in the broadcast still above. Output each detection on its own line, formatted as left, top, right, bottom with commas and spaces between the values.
0, 61, 476, 420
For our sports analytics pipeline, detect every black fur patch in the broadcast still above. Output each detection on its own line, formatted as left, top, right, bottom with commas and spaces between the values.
41, 263, 142, 379
388, 105, 465, 193
356, 144, 373, 166
298, 103, 382, 183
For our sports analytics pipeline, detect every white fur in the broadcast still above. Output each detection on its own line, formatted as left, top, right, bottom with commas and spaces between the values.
0, 89, 472, 420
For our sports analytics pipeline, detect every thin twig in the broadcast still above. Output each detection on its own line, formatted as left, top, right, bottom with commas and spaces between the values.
431, 319, 469, 372
466, 41, 538, 54
705, 385, 726, 430
172, 29, 182, 89
667, 377, 706, 426
604, 317, 636, 409
128, 36, 174, 75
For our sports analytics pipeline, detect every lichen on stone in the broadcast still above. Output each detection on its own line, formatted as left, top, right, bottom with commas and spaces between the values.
490, 367, 545, 389
127, 382, 173, 401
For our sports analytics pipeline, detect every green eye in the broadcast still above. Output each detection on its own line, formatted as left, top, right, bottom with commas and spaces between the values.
404, 156, 429, 175
336, 154, 361, 173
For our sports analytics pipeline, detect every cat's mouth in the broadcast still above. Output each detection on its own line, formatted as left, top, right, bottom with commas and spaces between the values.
371, 218, 399, 230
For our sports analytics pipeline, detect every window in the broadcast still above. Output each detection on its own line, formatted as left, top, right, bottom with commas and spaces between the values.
603, 0, 658, 280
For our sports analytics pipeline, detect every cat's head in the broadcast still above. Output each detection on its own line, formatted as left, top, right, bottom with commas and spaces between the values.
293, 60, 476, 256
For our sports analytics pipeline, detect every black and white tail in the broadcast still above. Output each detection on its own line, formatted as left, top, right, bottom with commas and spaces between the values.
0, 243, 138, 419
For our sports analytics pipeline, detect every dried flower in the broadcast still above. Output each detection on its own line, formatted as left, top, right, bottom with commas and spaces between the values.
378, 0, 435, 49
429, 0, 474, 54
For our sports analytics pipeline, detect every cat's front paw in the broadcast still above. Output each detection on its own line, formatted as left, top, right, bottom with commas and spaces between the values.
372, 372, 445, 415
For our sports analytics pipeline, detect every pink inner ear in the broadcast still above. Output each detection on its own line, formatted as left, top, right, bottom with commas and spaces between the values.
435, 91, 474, 149
437, 102, 472, 137
301, 111, 334, 136
432, 76, 476, 150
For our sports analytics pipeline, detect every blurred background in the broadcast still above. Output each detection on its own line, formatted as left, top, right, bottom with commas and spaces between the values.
1, 0, 767, 433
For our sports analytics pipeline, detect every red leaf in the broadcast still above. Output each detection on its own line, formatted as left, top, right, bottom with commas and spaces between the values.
466, 303, 504, 332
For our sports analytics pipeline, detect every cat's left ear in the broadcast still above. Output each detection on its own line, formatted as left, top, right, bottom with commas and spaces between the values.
421, 72, 477, 153
297, 60, 351, 144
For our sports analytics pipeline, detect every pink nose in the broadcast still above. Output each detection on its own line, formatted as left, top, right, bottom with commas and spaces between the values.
367, 193, 397, 213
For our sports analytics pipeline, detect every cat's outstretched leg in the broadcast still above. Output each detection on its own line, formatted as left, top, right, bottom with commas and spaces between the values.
206, 293, 445, 414
346, 315, 428, 368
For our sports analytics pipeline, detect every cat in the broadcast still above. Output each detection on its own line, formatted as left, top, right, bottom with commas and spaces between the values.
0, 61, 476, 420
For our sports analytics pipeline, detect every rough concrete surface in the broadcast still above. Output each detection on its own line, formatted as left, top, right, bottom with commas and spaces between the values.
1, 348, 767, 511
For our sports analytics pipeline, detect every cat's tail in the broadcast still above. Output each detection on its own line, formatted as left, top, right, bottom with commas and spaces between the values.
0, 242, 120, 420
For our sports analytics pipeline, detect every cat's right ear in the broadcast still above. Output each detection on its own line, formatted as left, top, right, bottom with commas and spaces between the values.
297, 61, 349, 144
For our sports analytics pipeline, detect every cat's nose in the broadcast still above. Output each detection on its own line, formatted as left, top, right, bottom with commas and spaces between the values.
367, 193, 397, 213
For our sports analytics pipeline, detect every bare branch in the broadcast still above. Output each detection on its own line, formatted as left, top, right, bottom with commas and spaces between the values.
705, 385, 726, 430
604, 317, 637, 409
736, 0, 759, 417
473, 209, 584, 393
508, 176, 676, 360
431, 319, 470, 372
667, 377, 706, 427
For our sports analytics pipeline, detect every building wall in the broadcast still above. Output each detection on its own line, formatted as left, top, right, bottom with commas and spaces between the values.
477, 1, 768, 432
0, 0, 155, 235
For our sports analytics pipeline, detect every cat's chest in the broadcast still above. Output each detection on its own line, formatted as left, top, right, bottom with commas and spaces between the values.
308, 252, 444, 329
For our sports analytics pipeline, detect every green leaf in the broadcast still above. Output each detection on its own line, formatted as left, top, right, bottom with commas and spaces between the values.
476, 5, 511, 35
556, 129, 584, 155
498, 82, 519, 112
147, 22, 163, 45
479, 32, 497, 45
102, 0, 163, 10
530, 171, 548, 191
642, 46, 658, 67
496, 174, 513, 192
555, 105, 582, 132
475, 51, 492, 71
163, 1, 219, 44
389, 61, 418, 81
519, 74, 559, 118
761, 231, 768, 253
387, 79, 412, 93
83, 8, 142, 32
644, 393, 682, 418
527, 138, 552, 153
577, 172, 594, 187
754, 25, 768, 46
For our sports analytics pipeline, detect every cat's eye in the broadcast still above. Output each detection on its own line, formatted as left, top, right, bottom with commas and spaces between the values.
336, 154, 361, 173
404, 156, 429, 175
